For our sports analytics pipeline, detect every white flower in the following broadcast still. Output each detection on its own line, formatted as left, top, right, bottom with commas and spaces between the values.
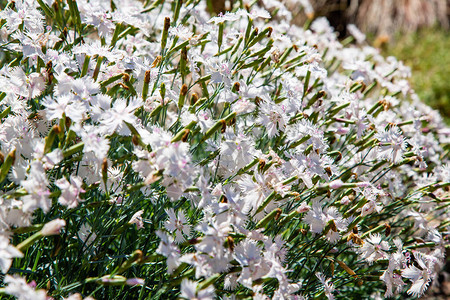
42, 94, 85, 123
20, 161, 51, 213
129, 210, 145, 230
4, 275, 47, 300
380, 269, 406, 298
303, 201, 347, 242
78, 125, 110, 160
180, 279, 215, 300
257, 100, 287, 138
207, 9, 247, 24
303, 201, 326, 234
376, 126, 408, 164
56, 175, 85, 208
98, 97, 141, 135
156, 230, 180, 274
234, 239, 269, 289
0, 236, 23, 273
402, 252, 437, 298
315, 272, 335, 300
358, 234, 390, 264
164, 208, 191, 243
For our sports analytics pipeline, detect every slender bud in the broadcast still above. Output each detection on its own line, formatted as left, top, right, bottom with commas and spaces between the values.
152, 56, 162, 68
189, 238, 200, 245
100, 275, 127, 286
226, 236, 234, 251
160, 82, 166, 100
142, 70, 151, 100
102, 158, 108, 175
384, 223, 391, 237
199, 112, 236, 143
256, 208, 282, 229
190, 93, 198, 106
44, 125, 62, 154
144, 70, 151, 84
178, 83, 188, 109
218, 22, 224, 51
181, 129, 190, 142
274, 208, 282, 221
81, 55, 90, 77
180, 47, 188, 81
132, 135, 140, 146
117, 250, 143, 273
180, 83, 188, 96
220, 119, 227, 133
161, 17, 171, 50
336, 260, 357, 278
102, 158, 108, 189
65, 116, 72, 129
258, 159, 266, 172
0, 149, 15, 183
46, 61, 54, 84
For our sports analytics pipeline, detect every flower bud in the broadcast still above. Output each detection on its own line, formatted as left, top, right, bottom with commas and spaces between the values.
181, 129, 190, 142
178, 84, 188, 109
296, 202, 310, 213
161, 17, 170, 50
220, 119, 227, 133
226, 236, 235, 251
232, 82, 240, 92
126, 278, 145, 286
102, 158, 108, 175
329, 179, 344, 189
152, 56, 162, 68
101, 275, 127, 286
384, 223, 391, 237
41, 219, 66, 236
336, 127, 350, 135
190, 93, 198, 105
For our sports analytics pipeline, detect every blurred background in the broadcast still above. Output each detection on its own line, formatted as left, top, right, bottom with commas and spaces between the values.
207, 0, 450, 123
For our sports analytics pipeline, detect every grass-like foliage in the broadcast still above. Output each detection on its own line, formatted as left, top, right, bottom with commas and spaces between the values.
0, 0, 449, 299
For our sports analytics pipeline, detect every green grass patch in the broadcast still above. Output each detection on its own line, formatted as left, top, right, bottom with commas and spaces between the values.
383, 28, 450, 123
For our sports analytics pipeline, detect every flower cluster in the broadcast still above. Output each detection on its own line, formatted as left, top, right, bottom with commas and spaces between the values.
0, 0, 448, 299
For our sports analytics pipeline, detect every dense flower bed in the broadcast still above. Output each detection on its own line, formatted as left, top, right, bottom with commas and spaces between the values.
0, 0, 449, 299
